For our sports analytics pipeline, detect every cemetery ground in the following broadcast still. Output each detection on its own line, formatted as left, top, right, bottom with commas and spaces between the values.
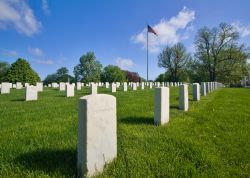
0, 87, 249, 177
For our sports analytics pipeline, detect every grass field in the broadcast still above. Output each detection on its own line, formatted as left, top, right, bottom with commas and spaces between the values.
0, 86, 249, 177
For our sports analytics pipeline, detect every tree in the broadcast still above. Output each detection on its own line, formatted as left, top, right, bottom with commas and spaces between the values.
158, 43, 191, 82
155, 73, 166, 82
101, 65, 125, 82
43, 67, 75, 85
6, 58, 40, 85
194, 23, 248, 82
0, 61, 10, 82
123, 70, 141, 82
74, 52, 102, 83
56, 67, 69, 82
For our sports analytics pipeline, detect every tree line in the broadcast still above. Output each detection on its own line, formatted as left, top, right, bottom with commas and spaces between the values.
156, 23, 250, 86
0, 23, 249, 86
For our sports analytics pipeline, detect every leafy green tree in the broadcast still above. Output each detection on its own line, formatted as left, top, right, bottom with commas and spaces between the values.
6, 58, 40, 85
74, 52, 102, 83
56, 67, 69, 82
43, 67, 75, 85
194, 23, 248, 83
101, 65, 125, 82
0, 61, 10, 82
155, 73, 166, 82
158, 43, 191, 82
43, 74, 58, 85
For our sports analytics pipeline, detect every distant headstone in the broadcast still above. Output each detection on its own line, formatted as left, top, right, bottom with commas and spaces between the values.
105, 82, 109, 89
111, 83, 116, 93
25, 86, 38, 101
59, 82, 66, 91
193, 83, 200, 101
77, 94, 117, 177
123, 82, 127, 92
179, 84, 188, 111
90, 83, 97, 95
201, 82, 206, 96
52, 82, 58, 88
141, 82, 144, 90
25, 83, 29, 87
1, 82, 10, 94
36, 82, 43, 92
149, 82, 153, 89
66, 84, 74, 97
16, 82, 23, 89
77, 82, 82, 90
154, 87, 169, 125
132, 83, 137, 90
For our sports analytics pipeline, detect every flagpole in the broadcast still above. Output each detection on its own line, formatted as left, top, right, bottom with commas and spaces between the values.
147, 29, 148, 82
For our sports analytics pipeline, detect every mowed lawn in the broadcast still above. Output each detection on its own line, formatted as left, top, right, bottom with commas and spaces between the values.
0, 86, 249, 177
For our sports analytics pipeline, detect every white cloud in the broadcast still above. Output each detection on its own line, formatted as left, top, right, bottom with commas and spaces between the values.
41, 0, 50, 15
115, 57, 134, 70
0, 0, 41, 36
232, 22, 250, 37
28, 47, 44, 57
35, 59, 53, 65
131, 6, 195, 53
1, 49, 18, 57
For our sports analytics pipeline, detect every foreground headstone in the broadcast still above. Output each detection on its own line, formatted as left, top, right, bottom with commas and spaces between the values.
66, 84, 74, 97
1, 82, 10, 94
25, 86, 38, 101
201, 82, 206, 96
179, 84, 188, 111
77, 94, 117, 177
154, 87, 169, 125
193, 83, 200, 101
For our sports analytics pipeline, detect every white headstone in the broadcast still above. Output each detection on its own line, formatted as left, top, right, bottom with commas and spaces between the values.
201, 82, 206, 96
77, 94, 117, 177
77, 82, 82, 90
132, 83, 137, 90
52, 82, 58, 88
36, 82, 43, 92
24, 83, 29, 87
105, 82, 109, 89
193, 83, 200, 101
59, 82, 66, 91
111, 83, 116, 93
25, 86, 38, 101
179, 84, 188, 111
90, 83, 97, 95
149, 82, 153, 89
1, 82, 10, 94
123, 82, 127, 91
48, 84, 52, 87
154, 87, 169, 125
66, 84, 74, 97
16, 82, 23, 89
141, 82, 144, 90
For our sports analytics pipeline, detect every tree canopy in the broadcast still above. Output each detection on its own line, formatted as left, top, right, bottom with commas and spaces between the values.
158, 43, 191, 82
0, 61, 10, 82
74, 52, 102, 83
101, 65, 125, 82
6, 58, 40, 85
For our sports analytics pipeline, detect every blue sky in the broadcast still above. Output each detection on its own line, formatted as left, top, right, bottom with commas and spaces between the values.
0, 0, 250, 80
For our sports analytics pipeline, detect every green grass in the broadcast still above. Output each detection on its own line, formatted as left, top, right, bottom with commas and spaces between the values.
0, 86, 249, 177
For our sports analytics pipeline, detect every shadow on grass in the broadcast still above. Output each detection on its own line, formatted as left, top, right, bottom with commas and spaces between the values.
11, 98, 25, 102
120, 116, 154, 125
170, 105, 179, 109
14, 149, 76, 177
